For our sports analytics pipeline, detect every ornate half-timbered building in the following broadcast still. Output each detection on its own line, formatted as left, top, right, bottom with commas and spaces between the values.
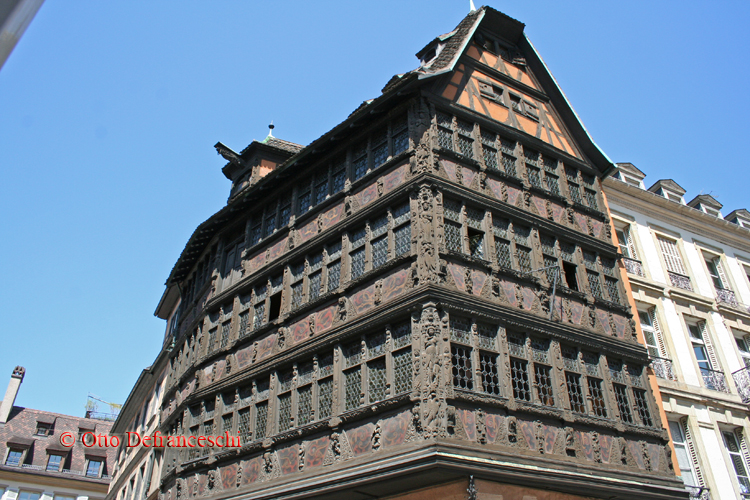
146, 7, 687, 500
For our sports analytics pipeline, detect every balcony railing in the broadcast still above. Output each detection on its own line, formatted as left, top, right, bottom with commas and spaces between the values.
733, 366, 750, 403
650, 357, 676, 381
700, 367, 729, 393
623, 257, 644, 277
686, 485, 711, 500
716, 287, 739, 307
668, 271, 693, 291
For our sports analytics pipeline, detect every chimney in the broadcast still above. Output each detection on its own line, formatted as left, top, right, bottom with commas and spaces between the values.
0, 366, 25, 424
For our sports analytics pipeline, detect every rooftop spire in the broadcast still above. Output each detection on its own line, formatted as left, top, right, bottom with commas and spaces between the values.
267, 121, 275, 138
469, 0, 476, 12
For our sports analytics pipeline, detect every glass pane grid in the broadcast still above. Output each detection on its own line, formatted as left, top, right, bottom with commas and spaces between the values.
366, 333, 386, 358
393, 348, 412, 394
451, 344, 474, 390
318, 378, 333, 419
318, 354, 334, 378
507, 333, 526, 357
309, 271, 322, 301
480, 129, 496, 146
371, 215, 388, 237
392, 322, 412, 349
502, 154, 517, 177
511, 358, 531, 401
450, 317, 472, 344
605, 278, 620, 304
493, 218, 509, 237
350, 248, 365, 280
297, 386, 312, 426
393, 129, 409, 154
633, 389, 653, 426
527, 167, 542, 188
394, 224, 411, 256
438, 127, 453, 150
588, 378, 607, 417
344, 368, 362, 411
495, 238, 512, 268
480, 351, 501, 395
477, 323, 497, 350
393, 203, 410, 225
372, 236, 388, 269
444, 199, 462, 221
445, 221, 463, 252
344, 342, 362, 368
614, 384, 633, 424
516, 246, 532, 273
535, 364, 555, 406
566, 372, 585, 413
466, 207, 484, 228
278, 394, 292, 432
368, 359, 387, 402
483, 147, 498, 169
530, 338, 549, 363
373, 143, 388, 167
327, 261, 341, 292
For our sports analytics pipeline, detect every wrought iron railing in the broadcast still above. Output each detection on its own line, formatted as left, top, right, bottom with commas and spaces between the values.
650, 357, 676, 381
733, 366, 750, 403
623, 257, 644, 277
716, 287, 739, 307
700, 367, 729, 393
686, 485, 711, 500
668, 271, 693, 291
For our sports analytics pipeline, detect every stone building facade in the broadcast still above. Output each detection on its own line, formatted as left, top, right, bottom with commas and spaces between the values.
605, 163, 750, 499
144, 7, 686, 500
0, 367, 115, 500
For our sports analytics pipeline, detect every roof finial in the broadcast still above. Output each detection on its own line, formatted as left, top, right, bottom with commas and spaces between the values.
268, 121, 275, 138
469, 0, 476, 12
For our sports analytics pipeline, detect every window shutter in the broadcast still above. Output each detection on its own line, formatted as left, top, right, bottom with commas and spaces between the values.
682, 419, 706, 487
700, 322, 720, 371
737, 429, 750, 469
626, 227, 638, 260
657, 236, 686, 275
649, 308, 668, 358
715, 259, 730, 290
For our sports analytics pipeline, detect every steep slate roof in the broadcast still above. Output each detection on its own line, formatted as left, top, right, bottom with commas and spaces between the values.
160, 5, 618, 290
241, 136, 303, 156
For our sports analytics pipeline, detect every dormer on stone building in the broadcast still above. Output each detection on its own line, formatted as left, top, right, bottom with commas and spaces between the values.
648, 179, 686, 204
215, 126, 303, 200
725, 208, 750, 229
613, 162, 645, 188
687, 194, 723, 218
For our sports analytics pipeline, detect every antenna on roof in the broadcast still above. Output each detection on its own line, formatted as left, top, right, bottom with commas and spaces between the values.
469, 0, 477, 12
267, 121, 275, 138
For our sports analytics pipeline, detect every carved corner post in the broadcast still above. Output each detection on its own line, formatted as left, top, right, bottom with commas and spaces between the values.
415, 183, 440, 286
411, 98, 435, 176
416, 301, 448, 438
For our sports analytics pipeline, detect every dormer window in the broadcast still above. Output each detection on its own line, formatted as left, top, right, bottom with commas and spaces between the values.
661, 190, 682, 203
421, 46, 437, 65
35, 422, 53, 436
703, 205, 721, 217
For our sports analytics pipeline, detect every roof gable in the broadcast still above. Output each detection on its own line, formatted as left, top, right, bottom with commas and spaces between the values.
417, 6, 615, 175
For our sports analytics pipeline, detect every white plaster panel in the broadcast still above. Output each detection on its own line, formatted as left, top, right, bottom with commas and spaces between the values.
634, 215, 667, 283
710, 311, 743, 374
661, 298, 700, 386
699, 425, 736, 500
682, 239, 715, 299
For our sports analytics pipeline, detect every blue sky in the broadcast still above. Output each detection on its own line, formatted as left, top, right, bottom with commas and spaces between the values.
1, 1, 748, 418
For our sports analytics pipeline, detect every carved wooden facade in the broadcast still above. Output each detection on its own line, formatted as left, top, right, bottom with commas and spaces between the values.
151, 7, 687, 500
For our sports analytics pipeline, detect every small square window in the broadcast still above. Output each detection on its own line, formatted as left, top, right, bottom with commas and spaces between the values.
35, 422, 53, 436
5, 448, 24, 466
86, 458, 103, 477
46, 454, 64, 472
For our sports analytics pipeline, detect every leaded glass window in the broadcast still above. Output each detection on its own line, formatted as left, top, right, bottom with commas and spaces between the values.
445, 221, 462, 253
480, 351, 501, 396
222, 413, 233, 434
394, 224, 410, 257
353, 142, 368, 181
298, 188, 311, 215
507, 332, 526, 357
372, 128, 388, 167
477, 323, 497, 350
318, 378, 333, 419
451, 344, 473, 390
327, 260, 341, 292
582, 351, 599, 376
588, 378, 607, 417
527, 166, 542, 188
344, 368, 362, 411
535, 364, 554, 406
291, 282, 303, 309
587, 271, 604, 299
278, 393, 292, 432
392, 322, 411, 349
495, 237, 512, 268
372, 236, 388, 269
344, 341, 362, 368
220, 321, 231, 349
238, 310, 249, 338
350, 248, 365, 280
393, 115, 409, 155
566, 372, 585, 413
633, 389, 652, 426
207, 328, 217, 354
309, 271, 322, 301
437, 112, 453, 150
516, 245, 532, 273
238, 408, 251, 443
450, 316, 472, 344
530, 337, 550, 364
297, 386, 312, 426
614, 384, 633, 424
457, 120, 474, 158
313, 170, 329, 206
332, 160, 346, 194
584, 188, 598, 210
511, 358, 531, 401
605, 277, 620, 304
368, 358, 387, 402
393, 348, 412, 394
502, 153, 517, 177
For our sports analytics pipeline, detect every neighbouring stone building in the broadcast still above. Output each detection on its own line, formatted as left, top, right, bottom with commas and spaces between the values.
605, 163, 750, 499
133, 6, 689, 500
0, 367, 116, 500
105, 355, 168, 500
